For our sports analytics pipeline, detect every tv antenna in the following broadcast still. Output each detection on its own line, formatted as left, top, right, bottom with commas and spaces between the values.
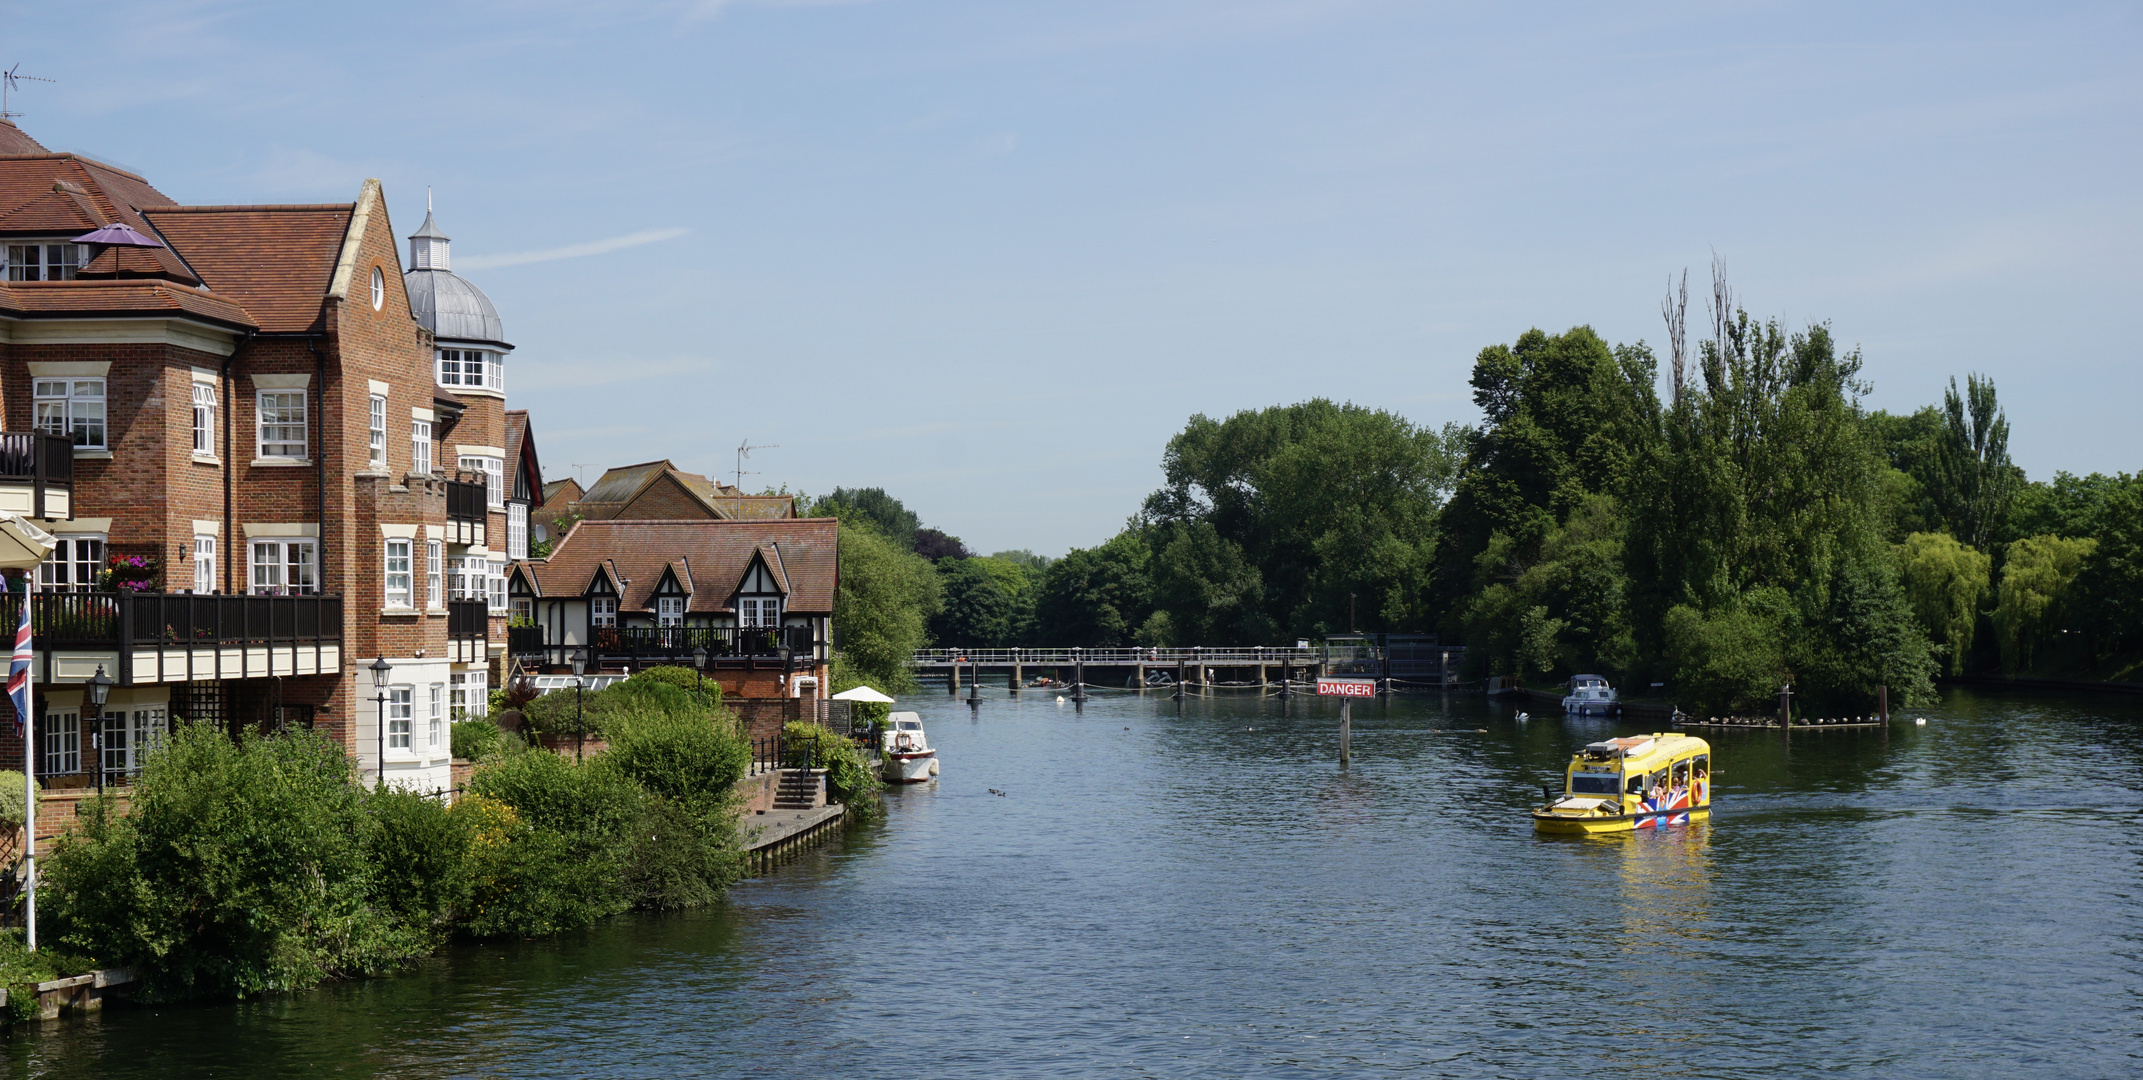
1, 65, 54, 121
570, 463, 601, 488
735, 439, 778, 493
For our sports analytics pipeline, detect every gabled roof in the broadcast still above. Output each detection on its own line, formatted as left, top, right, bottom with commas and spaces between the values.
142, 204, 354, 332
748, 545, 791, 594
514, 518, 838, 615
504, 410, 541, 502
0, 120, 47, 156
575, 459, 731, 521
0, 186, 103, 232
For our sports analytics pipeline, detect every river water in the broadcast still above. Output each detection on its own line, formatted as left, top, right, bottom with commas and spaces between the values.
8, 688, 2142, 1078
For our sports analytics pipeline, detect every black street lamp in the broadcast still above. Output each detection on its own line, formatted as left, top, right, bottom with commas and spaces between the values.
369, 657, 392, 787
570, 649, 588, 763
85, 665, 113, 795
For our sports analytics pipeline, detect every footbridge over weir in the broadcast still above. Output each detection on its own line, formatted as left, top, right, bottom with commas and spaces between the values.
909, 637, 1465, 694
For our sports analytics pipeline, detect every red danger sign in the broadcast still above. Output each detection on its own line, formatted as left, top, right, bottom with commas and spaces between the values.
1317, 678, 1377, 697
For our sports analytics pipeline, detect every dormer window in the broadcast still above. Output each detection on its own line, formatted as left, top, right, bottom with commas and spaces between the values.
5, 242, 82, 281
437, 348, 503, 392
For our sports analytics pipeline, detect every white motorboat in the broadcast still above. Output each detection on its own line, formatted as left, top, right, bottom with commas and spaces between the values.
1562, 674, 1620, 716
879, 711, 939, 783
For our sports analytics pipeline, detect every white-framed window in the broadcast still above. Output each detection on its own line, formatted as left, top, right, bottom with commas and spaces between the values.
100, 708, 166, 777
193, 534, 216, 594
657, 597, 684, 627
385, 538, 413, 608
450, 554, 486, 602
370, 266, 385, 310
739, 598, 783, 627
512, 597, 533, 623
35, 378, 105, 449
191, 383, 217, 454
450, 670, 487, 721
40, 710, 79, 775
459, 455, 505, 509
436, 349, 504, 392
6, 243, 81, 281
39, 535, 105, 592
257, 390, 307, 458
387, 686, 413, 749
250, 538, 318, 596
488, 558, 507, 613
426, 539, 443, 608
428, 684, 444, 749
411, 420, 432, 476
591, 596, 617, 627
367, 394, 388, 468
507, 502, 528, 560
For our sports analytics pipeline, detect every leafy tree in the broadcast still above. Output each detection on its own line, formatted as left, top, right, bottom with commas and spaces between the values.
1460, 494, 1634, 680
1147, 521, 1273, 645
1033, 533, 1152, 646
912, 527, 970, 561
831, 523, 941, 690
1993, 535, 2097, 674
1928, 375, 2022, 551
990, 549, 1054, 572
2006, 471, 2123, 544
931, 556, 1020, 647
1143, 399, 1461, 638
1895, 532, 1992, 675
2072, 475, 2143, 660
811, 487, 920, 550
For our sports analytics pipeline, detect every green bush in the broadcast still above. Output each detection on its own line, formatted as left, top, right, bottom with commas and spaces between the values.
601, 707, 749, 907
42, 723, 429, 1001
623, 665, 722, 711
0, 930, 96, 1024
450, 719, 505, 762
0, 770, 34, 830
363, 788, 473, 944
781, 721, 884, 823
465, 751, 641, 931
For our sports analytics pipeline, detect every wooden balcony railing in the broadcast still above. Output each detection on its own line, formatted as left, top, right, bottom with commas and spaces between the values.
30, 592, 342, 648
446, 480, 487, 524
447, 599, 489, 640
509, 625, 820, 668
0, 432, 73, 519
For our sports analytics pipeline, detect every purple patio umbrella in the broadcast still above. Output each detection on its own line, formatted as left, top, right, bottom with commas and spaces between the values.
72, 221, 164, 248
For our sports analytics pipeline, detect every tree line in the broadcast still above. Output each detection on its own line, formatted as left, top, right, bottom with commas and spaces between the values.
823, 266, 2143, 710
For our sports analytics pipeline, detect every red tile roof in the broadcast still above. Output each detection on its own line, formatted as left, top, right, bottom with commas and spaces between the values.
142, 205, 354, 333
517, 518, 838, 614
0, 279, 255, 329
0, 120, 47, 156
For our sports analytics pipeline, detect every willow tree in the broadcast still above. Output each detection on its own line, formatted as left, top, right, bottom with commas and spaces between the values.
1895, 531, 1992, 675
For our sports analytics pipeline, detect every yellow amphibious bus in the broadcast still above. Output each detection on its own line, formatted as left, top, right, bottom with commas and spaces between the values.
1532, 733, 1711, 834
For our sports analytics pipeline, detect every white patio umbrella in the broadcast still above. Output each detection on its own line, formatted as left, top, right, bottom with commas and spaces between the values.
830, 686, 895, 704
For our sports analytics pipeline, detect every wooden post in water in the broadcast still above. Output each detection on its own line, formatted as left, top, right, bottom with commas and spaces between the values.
1340, 698, 1352, 768
1878, 683, 1889, 745
1012, 649, 1021, 693
949, 660, 960, 696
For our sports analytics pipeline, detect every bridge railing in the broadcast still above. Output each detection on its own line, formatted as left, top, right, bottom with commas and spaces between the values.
911, 646, 1331, 665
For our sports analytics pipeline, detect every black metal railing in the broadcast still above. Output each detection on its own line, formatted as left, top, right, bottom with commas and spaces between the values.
507, 625, 545, 656
30, 591, 343, 648
446, 479, 487, 523
0, 432, 73, 519
751, 729, 826, 772
448, 599, 488, 640
591, 625, 816, 661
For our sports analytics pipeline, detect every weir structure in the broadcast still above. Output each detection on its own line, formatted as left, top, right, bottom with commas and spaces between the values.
910, 635, 1465, 695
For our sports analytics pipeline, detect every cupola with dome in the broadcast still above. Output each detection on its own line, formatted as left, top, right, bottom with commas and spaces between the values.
403, 201, 511, 394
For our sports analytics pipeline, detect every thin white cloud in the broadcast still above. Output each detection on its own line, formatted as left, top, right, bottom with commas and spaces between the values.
458, 227, 691, 270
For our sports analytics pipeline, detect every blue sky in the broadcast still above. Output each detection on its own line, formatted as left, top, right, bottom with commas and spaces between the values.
6, 1, 2138, 554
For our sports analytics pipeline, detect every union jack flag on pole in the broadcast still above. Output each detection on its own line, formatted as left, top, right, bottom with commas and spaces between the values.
9, 583, 30, 736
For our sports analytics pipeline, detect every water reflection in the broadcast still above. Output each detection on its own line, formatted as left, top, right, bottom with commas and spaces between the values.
11, 687, 2143, 1079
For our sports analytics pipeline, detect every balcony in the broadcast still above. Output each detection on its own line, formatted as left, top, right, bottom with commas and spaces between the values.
512, 625, 822, 672
31, 591, 342, 684
445, 479, 486, 547
447, 599, 488, 664
0, 432, 73, 520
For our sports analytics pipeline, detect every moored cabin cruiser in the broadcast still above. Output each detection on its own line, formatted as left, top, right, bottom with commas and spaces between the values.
879, 711, 939, 783
1561, 674, 1620, 715
1532, 734, 1711, 834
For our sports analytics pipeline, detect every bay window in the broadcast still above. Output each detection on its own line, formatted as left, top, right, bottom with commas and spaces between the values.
426, 539, 443, 608
35, 378, 105, 449
40, 710, 79, 775
450, 670, 487, 721
459, 455, 505, 508
437, 349, 504, 392
388, 687, 413, 749
429, 684, 444, 749
507, 502, 528, 560
412, 420, 432, 475
489, 557, 508, 613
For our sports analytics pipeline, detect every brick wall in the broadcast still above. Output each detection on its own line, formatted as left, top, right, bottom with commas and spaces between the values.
615, 473, 718, 520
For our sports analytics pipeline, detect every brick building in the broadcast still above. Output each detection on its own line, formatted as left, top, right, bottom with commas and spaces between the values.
560, 459, 797, 527
0, 119, 532, 794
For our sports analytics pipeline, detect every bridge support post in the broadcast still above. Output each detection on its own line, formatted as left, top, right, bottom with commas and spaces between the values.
1258, 663, 1268, 691
950, 662, 960, 696
1134, 663, 1144, 690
